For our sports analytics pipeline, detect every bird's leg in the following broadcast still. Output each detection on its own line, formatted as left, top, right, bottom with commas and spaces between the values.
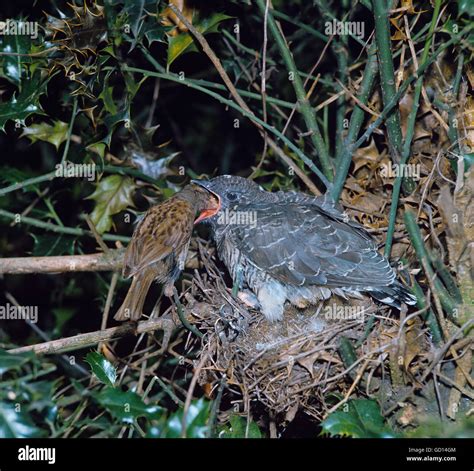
230, 264, 261, 309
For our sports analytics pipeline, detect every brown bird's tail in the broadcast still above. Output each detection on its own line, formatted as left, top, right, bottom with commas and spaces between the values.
114, 269, 156, 321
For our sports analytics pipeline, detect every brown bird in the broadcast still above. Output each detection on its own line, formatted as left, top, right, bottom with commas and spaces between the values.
114, 183, 220, 321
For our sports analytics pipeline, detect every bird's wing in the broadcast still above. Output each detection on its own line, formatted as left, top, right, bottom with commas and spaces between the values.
123, 199, 194, 278
227, 202, 395, 288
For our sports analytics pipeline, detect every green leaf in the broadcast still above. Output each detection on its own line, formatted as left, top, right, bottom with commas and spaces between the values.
21, 120, 69, 150
321, 399, 398, 438
85, 352, 117, 387
0, 32, 31, 85
101, 105, 131, 147
0, 349, 35, 375
458, 0, 474, 16
219, 415, 262, 438
93, 387, 163, 423
0, 401, 45, 438
164, 398, 211, 438
87, 141, 107, 159
144, 23, 166, 45
124, 74, 147, 99
98, 84, 118, 115
0, 71, 48, 131
31, 233, 75, 256
0, 166, 36, 191
52, 307, 75, 333
167, 13, 232, 66
87, 174, 136, 233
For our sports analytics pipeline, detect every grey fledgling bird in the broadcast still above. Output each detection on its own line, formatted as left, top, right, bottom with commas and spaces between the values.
193, 175, 416, 322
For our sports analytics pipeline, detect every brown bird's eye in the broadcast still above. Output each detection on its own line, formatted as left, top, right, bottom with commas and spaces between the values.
226, 191, 238, 201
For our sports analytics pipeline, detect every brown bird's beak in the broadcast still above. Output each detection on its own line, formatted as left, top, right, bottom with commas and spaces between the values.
191, 180, 221, 224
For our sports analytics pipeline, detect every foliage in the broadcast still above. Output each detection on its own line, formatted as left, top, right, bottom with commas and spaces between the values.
0, 0, 471, 439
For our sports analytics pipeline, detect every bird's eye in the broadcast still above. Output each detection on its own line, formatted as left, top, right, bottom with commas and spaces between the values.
226, 192, 238, 201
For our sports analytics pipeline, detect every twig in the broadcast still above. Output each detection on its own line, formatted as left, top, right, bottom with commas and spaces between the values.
384, 0, 442, 257
61, 96, 78, 164
161, 6, 329, 192
0, 209, 130, 243
332, 42, 378, 201
404, 210, 458, 322
84, 215, 110, 253
98, 271, 119, 353
350, 24, 473, 155
255, 0, 333, 181
420, 319, 474, 382
7, 317, 174, 355
372, 0, 403, 162
0, 171, 56, 197
181, 351, 209, 438
0, 250, 125, 274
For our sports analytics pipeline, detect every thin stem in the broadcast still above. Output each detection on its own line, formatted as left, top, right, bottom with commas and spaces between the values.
351, 24, 472, 152
0, 209, 130, 243
0, 171, 56, 197
255, 0, 333, 181
332, 42, 378, 201
384, 0, 442, 257
61, 96, 78, 164
372, 0, 403, 162
124, 66, 330, 189
404, 211, 458, 321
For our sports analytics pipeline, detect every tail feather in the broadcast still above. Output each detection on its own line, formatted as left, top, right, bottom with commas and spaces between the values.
368, 282, 417, 309
114, 269, 155, 321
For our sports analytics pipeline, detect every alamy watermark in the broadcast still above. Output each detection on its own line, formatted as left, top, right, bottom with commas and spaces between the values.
217, 208, 257, 228
324, 303, 365, 321
0, 20, 38, 39
325, 19, 365, 40
379, 162, 421, 179
0, 303, 38, 323
55, 161, 96, 181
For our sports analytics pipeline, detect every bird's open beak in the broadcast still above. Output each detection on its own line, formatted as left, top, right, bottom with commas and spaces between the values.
191, 180, 222, 224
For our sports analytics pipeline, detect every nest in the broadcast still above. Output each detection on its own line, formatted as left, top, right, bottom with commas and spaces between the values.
180, 239, 434, 424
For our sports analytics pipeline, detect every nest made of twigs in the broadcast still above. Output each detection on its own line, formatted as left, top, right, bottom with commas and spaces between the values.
178, 239, 435, 425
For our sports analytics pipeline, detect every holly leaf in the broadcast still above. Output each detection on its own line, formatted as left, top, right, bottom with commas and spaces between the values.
93, 387, 163, 423
0, 401, 45, 438
144, 22, 167, 45
167, 13, 232, 66
0, 349, 35, 375
219, 415, 263, 438
321, 399, 398, 438
458, 0, 474, 16
31, 233, 75, 256
87, 175, 136, 233
164, 398, 211, 438
0, 32, 31, 85
0, 72, 48, 131
85, 352, 117, 387
21, 120, 69, 150
98, 83, 118, 115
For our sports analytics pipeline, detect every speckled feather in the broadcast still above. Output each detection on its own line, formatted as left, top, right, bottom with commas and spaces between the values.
114, 185, 219, 321
196, 175, 416, 322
